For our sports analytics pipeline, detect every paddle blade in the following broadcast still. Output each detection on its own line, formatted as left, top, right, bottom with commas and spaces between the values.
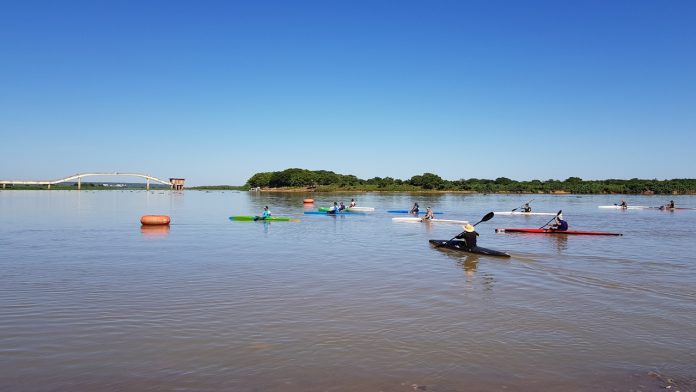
473, 211, 495, 226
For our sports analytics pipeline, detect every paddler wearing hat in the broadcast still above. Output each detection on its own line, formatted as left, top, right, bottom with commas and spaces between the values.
453, 223, 479, 249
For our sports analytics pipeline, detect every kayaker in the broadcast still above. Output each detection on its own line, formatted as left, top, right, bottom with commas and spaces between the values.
262, 206, 271, 219
338, 201, 346, 211
668, 200, 675, 209
410, 202, 420, 214
328, 202, 339, 214
522, 203, 532, 212
349, 199, 356, 208
549, 215, 568, 231
423, 207, 435, 220
618, 200, 627, 208
453, 223, 479, 249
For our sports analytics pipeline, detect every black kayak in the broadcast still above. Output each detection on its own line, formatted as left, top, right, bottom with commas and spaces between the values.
429, 240, 511, 257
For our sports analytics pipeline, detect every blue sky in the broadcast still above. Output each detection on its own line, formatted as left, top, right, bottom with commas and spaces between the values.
1, 0, 694, 186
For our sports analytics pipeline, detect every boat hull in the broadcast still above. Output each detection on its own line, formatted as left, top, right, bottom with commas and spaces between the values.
393, 217, 468, 224
493, 211, 557, 216
229, 216, 297, 222
495, 228, 622, 236
304, 211, 364, 215
429, 240, 510, 257
387, 210, 443, 214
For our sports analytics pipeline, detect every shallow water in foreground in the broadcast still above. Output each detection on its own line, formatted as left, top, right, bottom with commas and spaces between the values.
1, 190, 695, 391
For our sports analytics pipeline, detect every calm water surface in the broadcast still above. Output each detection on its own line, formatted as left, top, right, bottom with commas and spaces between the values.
1, 190, 695, 391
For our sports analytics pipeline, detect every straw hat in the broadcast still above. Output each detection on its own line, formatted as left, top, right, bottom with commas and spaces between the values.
463, 223, 475, 232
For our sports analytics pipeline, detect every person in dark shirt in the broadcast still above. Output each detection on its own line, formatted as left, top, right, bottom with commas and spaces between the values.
618, 200, 627, 208
668, 200, 675, 209
454, 223, 479, 249
522, 203, 532, 212
549, 215, 568, 231
409, 202, 420, 214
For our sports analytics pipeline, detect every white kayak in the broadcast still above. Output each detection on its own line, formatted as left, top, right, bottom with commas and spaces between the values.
598, 205, 651, 210
346, 206, 375, 212
392, 217, 469, 224
494, 211, 558, 216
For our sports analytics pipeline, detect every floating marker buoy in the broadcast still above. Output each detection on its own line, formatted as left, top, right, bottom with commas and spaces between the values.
303, 199, 314, 204
140, 215, 171, 226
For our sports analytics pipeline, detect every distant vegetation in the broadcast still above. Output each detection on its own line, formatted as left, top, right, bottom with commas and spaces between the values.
245, 168, 696, 194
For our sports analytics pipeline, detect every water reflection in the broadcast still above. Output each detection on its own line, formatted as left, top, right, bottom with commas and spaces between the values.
431, 246, 500, 291
456, 255, 479, 277
140, 225, 170, 239
553, 235, 569, 253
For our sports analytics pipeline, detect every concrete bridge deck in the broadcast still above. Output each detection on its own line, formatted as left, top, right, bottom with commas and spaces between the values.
0, 172, 176, 190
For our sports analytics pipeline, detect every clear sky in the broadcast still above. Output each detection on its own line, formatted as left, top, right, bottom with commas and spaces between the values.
1, 0, 695, 186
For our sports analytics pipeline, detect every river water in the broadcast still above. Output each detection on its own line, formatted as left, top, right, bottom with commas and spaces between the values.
1, 190, 695, 391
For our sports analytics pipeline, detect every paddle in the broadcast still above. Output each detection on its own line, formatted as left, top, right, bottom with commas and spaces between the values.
512, 199, 534, 212
539, 210, 562, 229
437, 212, 495, 247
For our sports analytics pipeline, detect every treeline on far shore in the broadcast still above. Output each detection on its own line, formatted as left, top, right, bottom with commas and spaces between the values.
244, 168, 696, 194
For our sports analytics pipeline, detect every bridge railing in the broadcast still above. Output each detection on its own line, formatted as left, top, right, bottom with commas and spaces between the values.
1, 172, 175, 190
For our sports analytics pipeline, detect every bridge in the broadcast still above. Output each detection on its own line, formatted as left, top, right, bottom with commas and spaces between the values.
0, 172, 181, 190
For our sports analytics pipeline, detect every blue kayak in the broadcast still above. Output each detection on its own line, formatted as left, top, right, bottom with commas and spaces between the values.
387, 210, 443, 214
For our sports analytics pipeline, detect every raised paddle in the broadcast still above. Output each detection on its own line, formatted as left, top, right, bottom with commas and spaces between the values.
438, 212, 495, 246
512, 199, 535, 212
539, 210, 562, 229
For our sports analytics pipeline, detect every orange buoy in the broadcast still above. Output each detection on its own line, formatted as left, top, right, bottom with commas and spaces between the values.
140, 215, 171, 226
303, 198, 314, 204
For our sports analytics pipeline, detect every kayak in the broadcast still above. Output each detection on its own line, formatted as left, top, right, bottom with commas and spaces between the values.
598, 205, 695, 211
393, 217, 469, 225
648, 206, 696, 211
318, 206, 375, 212
346, 206, 375, 212
387, 210, 444, 214
429, 240, 510, 257
495, 228, 622, 236
598, 205, 651, 210
229, 216, 299, 222
493, 211, 557, 216
304, 211, 365, 215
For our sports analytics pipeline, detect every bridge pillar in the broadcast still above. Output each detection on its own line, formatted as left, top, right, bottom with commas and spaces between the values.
78, 177, 81, 190
146, 178, 150, 191
48, 184, 51, 190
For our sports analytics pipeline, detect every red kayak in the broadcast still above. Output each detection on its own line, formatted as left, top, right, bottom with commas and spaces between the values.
495, 228, 623, 236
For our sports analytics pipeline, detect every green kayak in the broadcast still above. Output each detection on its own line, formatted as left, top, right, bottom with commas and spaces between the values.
318, 207, 358, 212
229, 216, 299, 222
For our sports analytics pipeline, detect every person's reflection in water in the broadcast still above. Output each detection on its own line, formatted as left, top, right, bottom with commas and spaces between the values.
263, 220, 271, 234
422, 220, 434, 234
140, 225, 170, 239
456, 255, 479, 288
554, 235, 568, 253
